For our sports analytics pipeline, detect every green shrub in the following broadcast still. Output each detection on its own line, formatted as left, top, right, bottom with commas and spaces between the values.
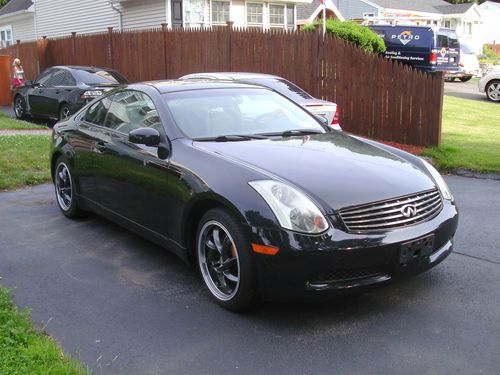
303, 19, 386, 54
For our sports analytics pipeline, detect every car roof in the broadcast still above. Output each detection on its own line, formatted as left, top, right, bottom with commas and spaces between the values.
51, 65, 118, 72
132, 79, 269, 94
180, 72, 282, 80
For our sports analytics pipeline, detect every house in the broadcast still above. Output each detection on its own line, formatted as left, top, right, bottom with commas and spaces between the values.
297, 0, 483, 53
0, 0, 34, 47
479, 1, 500, 45
296, 0, 344, 28
0, 0, 312, 45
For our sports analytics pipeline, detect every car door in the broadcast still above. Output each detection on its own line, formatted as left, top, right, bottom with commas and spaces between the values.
90, 90, 171, 238
27, 69, 54, 116
37, 69, 69, 117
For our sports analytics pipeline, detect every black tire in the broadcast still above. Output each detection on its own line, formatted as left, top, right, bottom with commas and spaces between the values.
196, 208, 259, 310
486, 80, 500, 102
14, 95, 26, 119
59, 103, 71, 121
53, 156, 85, 218
459, 76, 472, 82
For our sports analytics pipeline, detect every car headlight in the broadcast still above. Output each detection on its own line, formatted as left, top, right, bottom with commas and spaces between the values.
248, 180, 329, 234
421, 159, 453, 201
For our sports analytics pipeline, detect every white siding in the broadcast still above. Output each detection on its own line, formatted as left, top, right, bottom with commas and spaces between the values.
36, 0, 119, 38
11, 14, 36, 42
121, 0, 166, 30
231, 0, 246, 27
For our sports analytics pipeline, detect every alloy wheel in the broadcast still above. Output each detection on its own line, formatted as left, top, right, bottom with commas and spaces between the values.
60, 106, 71, 120
14, 97, 24, 118
198, 220, 240, 301
55, 162, 73, 211
487, 82, 500, 102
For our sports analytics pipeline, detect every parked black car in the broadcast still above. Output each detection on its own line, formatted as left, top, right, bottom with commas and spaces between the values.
13, 66, 128, 121
369, 25, 460, 77
50, 80, 458, 310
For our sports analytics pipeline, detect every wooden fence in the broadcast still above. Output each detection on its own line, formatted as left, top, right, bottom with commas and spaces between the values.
1, 27, 444, 147
486, 43, 500, 55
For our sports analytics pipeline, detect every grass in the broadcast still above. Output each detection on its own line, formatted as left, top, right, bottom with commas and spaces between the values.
0, 286, 88, 375
0, 112, 47, 130
0, 135, 52, 191
422, 96, 500, 173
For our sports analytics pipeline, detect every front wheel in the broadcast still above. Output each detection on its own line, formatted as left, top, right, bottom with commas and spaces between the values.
14, 96, 26, 119
486, 80, 500, 102
196, 208, 258, 310
54, 156, 85, 218
459, 76, 472, 82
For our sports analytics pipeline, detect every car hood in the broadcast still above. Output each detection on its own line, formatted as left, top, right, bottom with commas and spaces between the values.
194, 132, 435, 211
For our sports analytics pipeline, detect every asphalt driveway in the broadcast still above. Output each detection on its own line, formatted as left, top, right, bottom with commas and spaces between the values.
444, 79, 487, 101
0, 176, 499, 374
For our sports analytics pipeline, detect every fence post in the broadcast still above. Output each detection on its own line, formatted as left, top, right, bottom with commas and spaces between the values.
36, 36, 48, 74
162, 23, 169, 78
71, 32, 76, 64
434, 71, 444, 146
310, 27, 321, 98
108, 27, 114, 69
226, 21, 233, 72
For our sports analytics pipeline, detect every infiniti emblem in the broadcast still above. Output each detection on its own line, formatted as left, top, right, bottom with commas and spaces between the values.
401, 204, 418, 218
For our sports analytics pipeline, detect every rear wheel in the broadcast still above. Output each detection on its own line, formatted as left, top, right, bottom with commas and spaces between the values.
54, 156, 85, 218
59, 104, 71, 121
14, 96, 26, 119
486, 80, 500, 102
459, 76, 472, 82
196, 208, 258, 310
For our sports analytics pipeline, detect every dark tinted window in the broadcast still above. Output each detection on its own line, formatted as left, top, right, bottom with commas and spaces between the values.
35, 69, 54, 85
63, 71, 76, 86
45, 70, 66, 86
74, 69, 128, 85
85, 96, 112, 125
244, 78, 313, 101
437, 33, 448, 48
104, 91, 160, 134
447, 31, 459, 49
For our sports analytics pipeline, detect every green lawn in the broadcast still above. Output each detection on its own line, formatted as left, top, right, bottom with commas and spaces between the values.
0, 287, 88, 375
422, 96, 500, 173
0, 112, 46, 130
0, 135, 52, 191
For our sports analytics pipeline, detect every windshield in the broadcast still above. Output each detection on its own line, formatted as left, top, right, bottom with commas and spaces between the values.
164, 88, 324, 139
243, 78, 313, 101
75, 69, 128, 85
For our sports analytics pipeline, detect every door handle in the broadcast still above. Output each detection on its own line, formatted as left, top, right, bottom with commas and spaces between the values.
55, 90, 61, 94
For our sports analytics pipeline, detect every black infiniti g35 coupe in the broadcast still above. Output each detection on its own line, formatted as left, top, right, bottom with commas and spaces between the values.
50, 80, 458, 310
13, 65, 128, 121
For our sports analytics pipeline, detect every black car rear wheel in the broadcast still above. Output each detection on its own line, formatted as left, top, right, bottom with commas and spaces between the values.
54, 156, 85, 218
459, 76, 472, 82
59, 104, 71, 121
14, 96, 26, 119
196, 208, 258, 310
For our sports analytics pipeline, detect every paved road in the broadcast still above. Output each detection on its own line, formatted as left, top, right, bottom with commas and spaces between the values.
1, 177, 499, 375
443, 79, 487, 102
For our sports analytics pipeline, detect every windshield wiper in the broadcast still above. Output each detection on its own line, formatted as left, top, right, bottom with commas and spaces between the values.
257, 129, 324, 137
193, 134, 268, 142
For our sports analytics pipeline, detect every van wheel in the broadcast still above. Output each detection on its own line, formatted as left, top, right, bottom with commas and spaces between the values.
486, 80, 500, 102
459, 76, 472, 82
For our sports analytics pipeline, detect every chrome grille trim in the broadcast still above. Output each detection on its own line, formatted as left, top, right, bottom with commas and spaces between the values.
338, 189, 443, 232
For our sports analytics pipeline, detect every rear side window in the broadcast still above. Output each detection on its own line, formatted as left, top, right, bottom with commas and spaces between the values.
85, 96, 112, 126
45, 70, 66, 86
447, 31, 459, 49
437, 33, 448, 48
75, 69, 128, 85
245, 78, 313, 101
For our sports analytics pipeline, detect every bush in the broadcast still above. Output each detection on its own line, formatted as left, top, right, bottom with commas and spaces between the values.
302, 19, 386, 54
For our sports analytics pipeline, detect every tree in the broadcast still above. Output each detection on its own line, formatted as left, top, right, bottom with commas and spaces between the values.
0, 0, 10, 8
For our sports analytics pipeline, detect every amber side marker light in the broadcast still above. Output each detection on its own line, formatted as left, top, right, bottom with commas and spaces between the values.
251, 243, 279, 255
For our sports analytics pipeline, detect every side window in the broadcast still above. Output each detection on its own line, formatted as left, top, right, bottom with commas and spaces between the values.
84, 96, 112, 126
103, 91, 161, 135
62, 71, 76, 86
437, 33, 448, 48
45, 70, 66, 87
35, 69, 54, 86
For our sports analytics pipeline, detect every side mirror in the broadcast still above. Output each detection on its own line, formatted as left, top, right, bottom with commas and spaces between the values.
129, 127, 161, 147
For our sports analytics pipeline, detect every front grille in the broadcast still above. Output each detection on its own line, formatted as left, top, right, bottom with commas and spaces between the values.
338, 189, 443, 233
309, 267, 386, 284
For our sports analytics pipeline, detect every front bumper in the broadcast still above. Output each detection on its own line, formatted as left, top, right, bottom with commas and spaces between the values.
250, 201, 458, 301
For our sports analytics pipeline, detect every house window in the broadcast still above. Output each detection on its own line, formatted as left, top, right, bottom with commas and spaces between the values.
286, 5, 295, 31
444, 20, 451, 28
184, 0, 206, 28
247, 3, 263, 26
212, 1, 230, 24
269, 4, 285, 27
0, 25, 13, 48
